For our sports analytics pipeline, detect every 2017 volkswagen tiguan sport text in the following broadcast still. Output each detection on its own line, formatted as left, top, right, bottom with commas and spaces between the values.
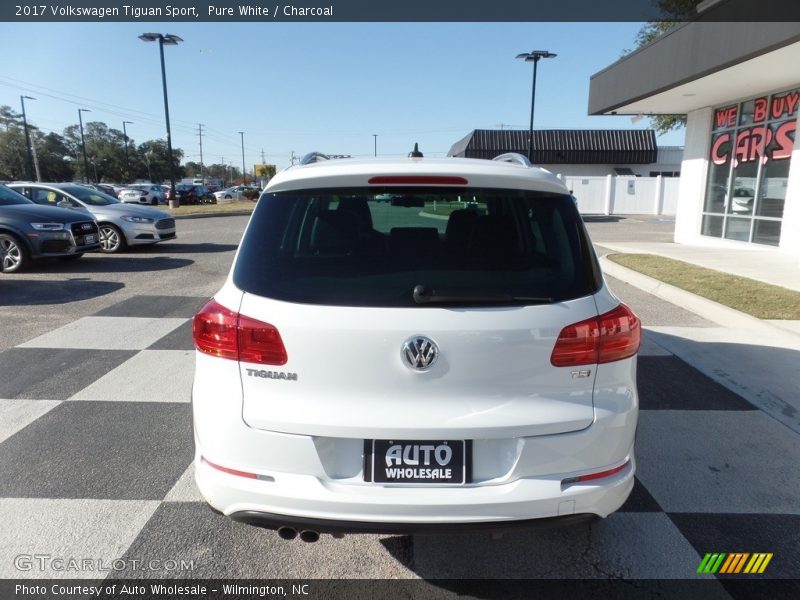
192, 151, 640, 540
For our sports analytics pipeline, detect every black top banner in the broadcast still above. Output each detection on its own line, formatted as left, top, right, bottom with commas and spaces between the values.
2, 0, 799, 22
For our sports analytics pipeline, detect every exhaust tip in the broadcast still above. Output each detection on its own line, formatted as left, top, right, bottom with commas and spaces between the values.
299, 530, 320, 543
277, 526, 298, 540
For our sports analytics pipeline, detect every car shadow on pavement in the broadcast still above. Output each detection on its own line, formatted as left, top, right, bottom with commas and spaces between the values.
0, 279, 124, 306
642, 329, 800, 433
27, 255, 194, 274
144, 242, 239, 254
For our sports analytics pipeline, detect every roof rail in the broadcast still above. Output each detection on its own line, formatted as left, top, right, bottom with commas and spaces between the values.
492, 153, 532, 167
299, 152, 330, 165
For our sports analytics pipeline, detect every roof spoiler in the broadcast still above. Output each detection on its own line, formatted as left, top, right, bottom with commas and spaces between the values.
492, 153, 533, 167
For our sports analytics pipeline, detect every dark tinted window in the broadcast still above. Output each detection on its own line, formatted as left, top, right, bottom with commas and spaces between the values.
234, 187, 599, 307
0, 185, 32, 206
63, 186, 118, 206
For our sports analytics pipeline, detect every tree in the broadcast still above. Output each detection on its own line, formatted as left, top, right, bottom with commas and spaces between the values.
626, 0, 703, 135
134, 140, 185, 184
0, 127, 27, 179
204, 163, 240, 185
0, 105, 23, 131
35, 131, 75, 181
184, 161, 202, 178
255, 164, 276, 179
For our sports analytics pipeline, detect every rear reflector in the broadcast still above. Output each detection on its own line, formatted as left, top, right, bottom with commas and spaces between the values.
193, 299, 288, 365
367, 175, 468, 185
202, 457, 258, 479
550, 303, 640, 367
562, 460, 630, 485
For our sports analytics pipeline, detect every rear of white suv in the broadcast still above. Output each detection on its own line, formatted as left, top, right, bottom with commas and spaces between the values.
192, 153, 640, 540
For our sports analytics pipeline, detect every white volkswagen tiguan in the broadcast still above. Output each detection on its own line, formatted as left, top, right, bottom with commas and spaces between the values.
192, 150, 640, 541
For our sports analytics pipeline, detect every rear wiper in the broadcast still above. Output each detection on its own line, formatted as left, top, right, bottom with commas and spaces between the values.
412, 285, 554, 305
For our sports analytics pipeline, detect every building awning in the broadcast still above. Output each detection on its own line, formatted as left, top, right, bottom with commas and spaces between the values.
589, 19, 800, 116
448, 129, 658, 164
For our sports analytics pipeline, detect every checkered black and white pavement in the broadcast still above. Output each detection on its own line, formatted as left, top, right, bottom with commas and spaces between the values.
1, 289, 798, 588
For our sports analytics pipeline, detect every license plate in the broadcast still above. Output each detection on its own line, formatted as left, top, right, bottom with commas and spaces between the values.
365, 439, 470, 484
83, 234, 97, 244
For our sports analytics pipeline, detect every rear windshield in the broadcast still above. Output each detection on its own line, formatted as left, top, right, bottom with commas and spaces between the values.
234, 187, 599, 307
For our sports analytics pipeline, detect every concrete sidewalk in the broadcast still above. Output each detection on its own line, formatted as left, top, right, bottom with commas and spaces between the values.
597, 242, 800, 437
599, 241, 800, 292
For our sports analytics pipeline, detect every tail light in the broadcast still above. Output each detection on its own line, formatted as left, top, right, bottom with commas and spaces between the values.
193, 299, 287, 365
550, 303, 640, 367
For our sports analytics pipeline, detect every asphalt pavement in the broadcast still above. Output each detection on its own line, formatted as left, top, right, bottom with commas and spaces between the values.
0, 213, 798, 596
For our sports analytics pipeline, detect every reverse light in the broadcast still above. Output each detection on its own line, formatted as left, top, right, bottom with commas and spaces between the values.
562, 460, 630, 486
193, 299, 288, 365
550, 303, 640, 367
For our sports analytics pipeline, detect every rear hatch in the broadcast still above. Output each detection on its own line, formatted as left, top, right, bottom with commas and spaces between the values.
228, 187, 603, 439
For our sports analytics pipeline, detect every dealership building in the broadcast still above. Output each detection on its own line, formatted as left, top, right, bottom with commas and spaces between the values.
589, 19, 800, 253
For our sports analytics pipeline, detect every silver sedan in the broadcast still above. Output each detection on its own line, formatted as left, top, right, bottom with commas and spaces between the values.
8, 183, 176, 253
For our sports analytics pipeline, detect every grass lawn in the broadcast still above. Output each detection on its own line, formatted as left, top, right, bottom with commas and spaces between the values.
607, 253, 800, 320
164, 200, 256, 217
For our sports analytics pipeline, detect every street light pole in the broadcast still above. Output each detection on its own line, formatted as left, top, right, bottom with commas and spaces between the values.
20, 96, 36, 181
238, 131, 246, 184
372, 134, 377, 157
78, 108, 91, 184
516, 50, 556, 162
139, 32, 183, 207
122, 121, 133, 182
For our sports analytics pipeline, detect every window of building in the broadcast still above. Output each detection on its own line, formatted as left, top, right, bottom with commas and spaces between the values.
702, 89, 798, 246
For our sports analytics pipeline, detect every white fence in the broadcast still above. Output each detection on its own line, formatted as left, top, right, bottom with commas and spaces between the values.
561, 175, 680, 216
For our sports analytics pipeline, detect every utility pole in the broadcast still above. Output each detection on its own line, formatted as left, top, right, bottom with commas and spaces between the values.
20, 96, 35, 181
516, 50, 557, 161
78, 108, 91, 184
197, 123, 205, 183
290, 151, 297, 166
220, 156, 224, 186
30, 137, 41, 182
122, 121, 133, 182
372, 134, 377, 157
238, 131, 245, 184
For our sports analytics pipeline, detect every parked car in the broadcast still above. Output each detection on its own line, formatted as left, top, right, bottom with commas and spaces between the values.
118, 184, 167, 206
0, 184, 100, 273
8, 182, 176, 253
213, 185, 257, 202
730, 186, 755, 214
79, 182, 118, 198
192, 151, 641, 540
175, 184, 215, 205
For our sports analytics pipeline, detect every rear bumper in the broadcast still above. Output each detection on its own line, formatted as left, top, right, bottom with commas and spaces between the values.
229, 510, 597, 535
194, 450, 634, 529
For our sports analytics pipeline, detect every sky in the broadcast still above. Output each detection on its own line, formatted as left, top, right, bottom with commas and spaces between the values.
0, 22, 686, 172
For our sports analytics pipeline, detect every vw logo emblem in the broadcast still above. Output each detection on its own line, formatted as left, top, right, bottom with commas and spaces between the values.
401, 336, 439, 371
